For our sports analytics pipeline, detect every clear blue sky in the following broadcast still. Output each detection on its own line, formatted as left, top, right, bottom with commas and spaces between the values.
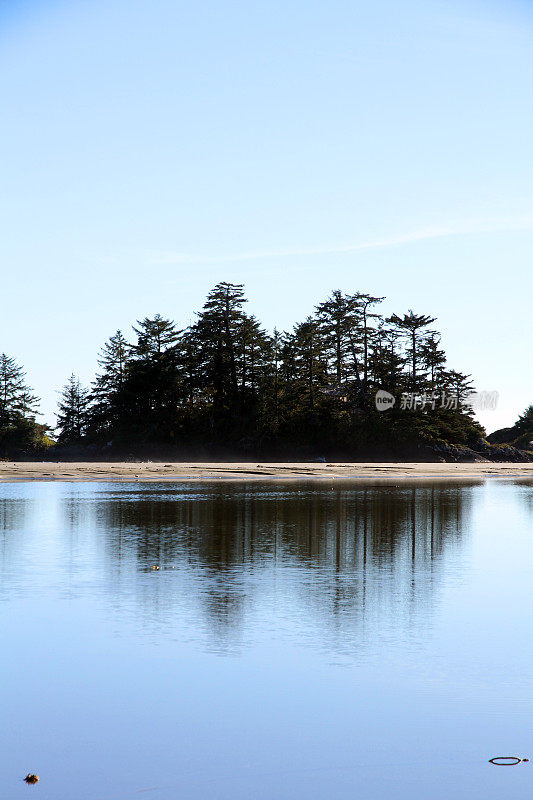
1, 0, 532, 433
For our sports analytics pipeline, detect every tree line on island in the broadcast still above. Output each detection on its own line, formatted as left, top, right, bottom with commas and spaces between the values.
1, 282, 532, 460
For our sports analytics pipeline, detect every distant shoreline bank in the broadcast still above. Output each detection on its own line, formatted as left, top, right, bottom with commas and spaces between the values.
1, 461, 533, 482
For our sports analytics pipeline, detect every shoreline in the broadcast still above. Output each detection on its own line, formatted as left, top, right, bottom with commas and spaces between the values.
1, 461, 533, 482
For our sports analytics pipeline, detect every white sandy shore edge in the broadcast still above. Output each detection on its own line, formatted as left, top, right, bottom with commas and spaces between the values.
0, 461, 532, 482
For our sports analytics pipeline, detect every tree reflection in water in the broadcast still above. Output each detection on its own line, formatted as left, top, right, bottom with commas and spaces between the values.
80, 481, 479, 653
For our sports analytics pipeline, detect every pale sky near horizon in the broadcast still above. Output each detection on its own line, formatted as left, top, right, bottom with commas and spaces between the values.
1, 0, 532, 433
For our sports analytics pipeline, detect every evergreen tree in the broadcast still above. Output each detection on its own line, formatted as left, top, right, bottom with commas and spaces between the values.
15, 388, 41, 420
421, 333, 446, 392
291, 317, 327, 411
516, 405, 533, 434
0, 353, 45, 455
89, 330, 130, 436
191, 282, 248, 419
180, 328, 204, 417
131, 315, 180, 358
442, 369, 474, 404
315, 290, 363, 390
355, 293, 384, 388
388, 311, 436, 391
238, 315, 272, 404
96, 330, 129, 393
380, 324, 405, 393
267, 327, 283, 431
118, 317, 182, 441
57, 374, 89, 444
0, 354, 39, 424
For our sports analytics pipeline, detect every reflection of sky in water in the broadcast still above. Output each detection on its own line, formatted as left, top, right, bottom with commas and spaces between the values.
1, 480, 533, 799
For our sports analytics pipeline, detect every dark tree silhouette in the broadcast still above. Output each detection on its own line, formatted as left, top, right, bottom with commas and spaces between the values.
57, 374, 89, 444
517, 405, 533, 434
0, 354, 39, 424
388, 311, 437, 391
0, 353, 46, 455
51, 282, 512, 458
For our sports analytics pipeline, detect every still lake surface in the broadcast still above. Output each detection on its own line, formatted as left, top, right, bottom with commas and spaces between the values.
1, 479, 533, 799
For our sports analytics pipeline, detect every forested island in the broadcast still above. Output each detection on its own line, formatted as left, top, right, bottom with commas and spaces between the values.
1, 282, 532, 462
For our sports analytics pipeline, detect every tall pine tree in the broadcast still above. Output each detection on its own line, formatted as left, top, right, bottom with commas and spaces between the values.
57, 374, 89, 444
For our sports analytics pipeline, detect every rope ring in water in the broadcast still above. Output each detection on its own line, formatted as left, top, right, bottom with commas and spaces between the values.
489, 757, 522, 766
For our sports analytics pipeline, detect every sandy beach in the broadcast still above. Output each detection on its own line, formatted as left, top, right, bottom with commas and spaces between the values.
1, 461, 532, 481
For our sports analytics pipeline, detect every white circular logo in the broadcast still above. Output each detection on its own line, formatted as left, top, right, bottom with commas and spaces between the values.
375, 390, 396, 411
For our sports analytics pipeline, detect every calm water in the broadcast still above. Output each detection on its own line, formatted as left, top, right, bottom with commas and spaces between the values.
1, 479, 533, 799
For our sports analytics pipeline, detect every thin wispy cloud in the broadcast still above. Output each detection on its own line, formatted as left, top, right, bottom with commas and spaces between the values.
148, 215, 533, 266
